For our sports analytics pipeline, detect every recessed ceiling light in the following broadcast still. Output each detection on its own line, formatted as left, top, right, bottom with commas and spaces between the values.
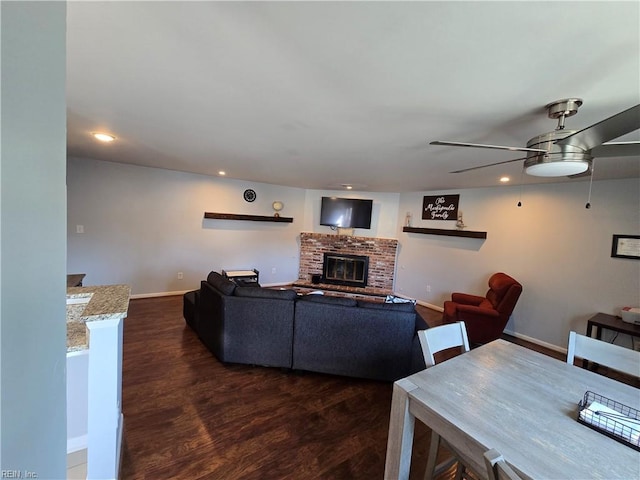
341, 184, 353, 190
92, 132, 115, 142
500, 176, 510, 183
218, 171, 226, 176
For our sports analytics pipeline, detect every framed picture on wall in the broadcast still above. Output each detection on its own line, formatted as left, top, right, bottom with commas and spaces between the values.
611, 234, 640, 259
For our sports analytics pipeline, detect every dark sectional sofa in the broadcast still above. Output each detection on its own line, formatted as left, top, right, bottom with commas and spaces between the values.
183, 271, 428, 381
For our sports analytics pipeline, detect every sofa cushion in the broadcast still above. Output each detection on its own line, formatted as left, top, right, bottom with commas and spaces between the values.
357, 299, 416, 313
234, 286, 298, 300
298, 294, 357, 307
207, 271, 236, 296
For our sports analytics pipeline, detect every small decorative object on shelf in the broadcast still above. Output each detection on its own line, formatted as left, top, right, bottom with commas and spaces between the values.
272, 201, 284, 217
405, 211, 412, 227
456, 211, 466, 230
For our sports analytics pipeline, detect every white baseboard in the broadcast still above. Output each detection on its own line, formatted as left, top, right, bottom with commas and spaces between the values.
415, 300, 444, 312
503, 329, 566, 354
67, 434, 87, 455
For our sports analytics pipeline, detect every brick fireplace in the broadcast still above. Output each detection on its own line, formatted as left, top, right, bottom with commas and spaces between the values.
297, 232, 398, 293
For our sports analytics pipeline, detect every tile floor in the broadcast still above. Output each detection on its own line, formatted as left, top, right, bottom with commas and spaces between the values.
67, 449, 87, 480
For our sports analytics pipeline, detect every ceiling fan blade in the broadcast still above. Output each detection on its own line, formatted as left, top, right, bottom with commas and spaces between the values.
450, 156, 527, 174
431, 140, 547, 154
591, 141, 640, 157
555, 104, 640, 150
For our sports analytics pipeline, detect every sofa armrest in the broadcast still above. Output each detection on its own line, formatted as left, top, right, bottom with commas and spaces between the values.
451, 292, 486, 305
455, 304, 500, 319
197, 281, 226, 357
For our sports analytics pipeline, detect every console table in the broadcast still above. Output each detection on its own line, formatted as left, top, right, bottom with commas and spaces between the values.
584, 312, 640, 370
586, 312, 640, 342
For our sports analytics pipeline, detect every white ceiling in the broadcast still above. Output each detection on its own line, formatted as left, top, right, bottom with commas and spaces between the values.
66, 1, 640, 193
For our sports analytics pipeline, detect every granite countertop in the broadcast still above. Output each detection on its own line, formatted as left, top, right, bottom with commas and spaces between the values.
66, 284, 130, 352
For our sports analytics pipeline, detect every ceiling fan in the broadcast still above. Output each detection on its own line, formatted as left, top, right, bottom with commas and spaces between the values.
431, 98, 640, 177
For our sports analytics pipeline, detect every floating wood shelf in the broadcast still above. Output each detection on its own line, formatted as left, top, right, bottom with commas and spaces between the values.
402, 226, 487, 239
204, 212, 293, 223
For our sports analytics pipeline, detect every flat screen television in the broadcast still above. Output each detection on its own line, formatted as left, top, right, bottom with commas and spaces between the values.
320, 197, 373, 229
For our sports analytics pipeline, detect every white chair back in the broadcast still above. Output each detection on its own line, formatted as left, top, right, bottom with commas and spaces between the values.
484, 449, 523, 480
419, 322, 472, 479
418, 321, 470, 368
566, 331, 640, 378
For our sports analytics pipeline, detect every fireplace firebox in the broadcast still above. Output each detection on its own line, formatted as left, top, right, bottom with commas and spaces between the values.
322, 253, 369, 288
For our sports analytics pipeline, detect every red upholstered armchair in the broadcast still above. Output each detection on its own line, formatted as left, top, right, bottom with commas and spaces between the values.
442, 273, 523, 345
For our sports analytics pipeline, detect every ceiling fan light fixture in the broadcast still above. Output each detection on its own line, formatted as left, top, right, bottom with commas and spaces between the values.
524, 159, 590, 177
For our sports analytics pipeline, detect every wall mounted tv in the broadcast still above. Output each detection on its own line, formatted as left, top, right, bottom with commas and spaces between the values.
320, 197, 373, 229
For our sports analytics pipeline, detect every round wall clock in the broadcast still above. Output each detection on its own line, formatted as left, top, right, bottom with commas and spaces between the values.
243, 189, 256, 202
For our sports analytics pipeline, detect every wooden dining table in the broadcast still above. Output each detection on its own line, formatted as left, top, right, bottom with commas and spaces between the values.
384, 339, 640, 479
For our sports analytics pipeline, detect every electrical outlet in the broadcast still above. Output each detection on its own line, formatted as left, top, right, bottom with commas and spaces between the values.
76, 225, 84, 234
177, 272, 184, 280
426, 285, 431, 293
271, 267, 277, 274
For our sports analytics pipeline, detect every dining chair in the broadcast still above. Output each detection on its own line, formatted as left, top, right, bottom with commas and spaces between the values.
566, 331, 640, 378
418, 321, 471, 480
484, 449, 523, 480
418, 320, 470, 367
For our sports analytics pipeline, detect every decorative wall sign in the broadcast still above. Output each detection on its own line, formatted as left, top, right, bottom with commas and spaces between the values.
243, 189, 256, 202
611, 235, 640, 259
422, 194, 459, 221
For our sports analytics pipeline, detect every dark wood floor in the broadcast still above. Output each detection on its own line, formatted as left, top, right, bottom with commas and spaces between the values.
119, 297, 452, 479
118, 296, 621, 479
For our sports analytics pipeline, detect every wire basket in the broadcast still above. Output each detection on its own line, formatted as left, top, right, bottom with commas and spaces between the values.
577, 391, 640, 451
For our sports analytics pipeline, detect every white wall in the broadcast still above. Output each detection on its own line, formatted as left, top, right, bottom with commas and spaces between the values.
395, 178, 640, 349
67, 157, 306, 294
67, 158, 400, 294
1, 2, 67, 475
67, 156, 639, 350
